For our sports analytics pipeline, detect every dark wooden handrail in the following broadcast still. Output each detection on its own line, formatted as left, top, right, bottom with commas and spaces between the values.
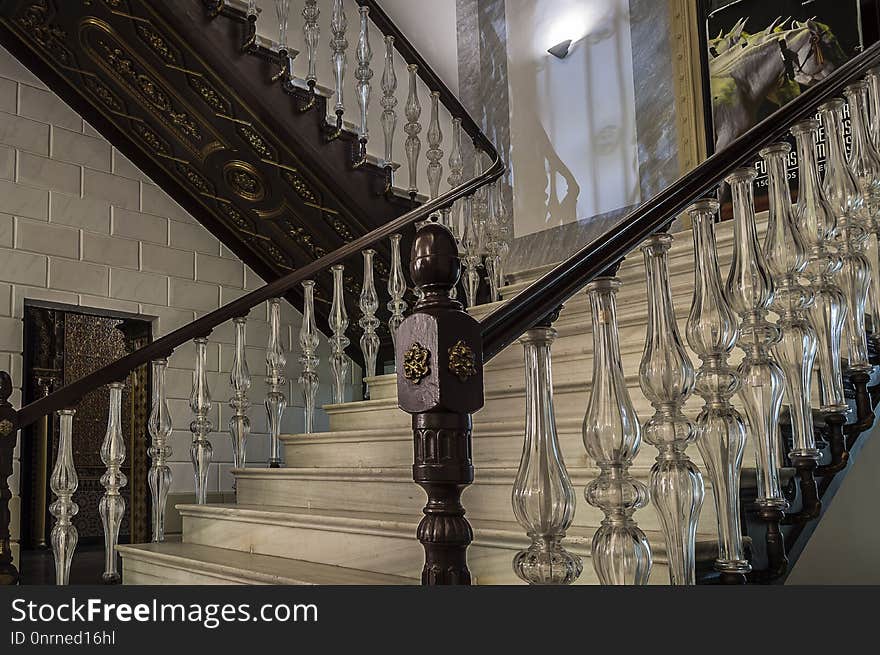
14, 1, 504, 431
479, 40, 880, 362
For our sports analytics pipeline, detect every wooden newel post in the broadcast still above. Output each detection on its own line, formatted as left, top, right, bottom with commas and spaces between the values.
396, 222, 484, 585
0, 371, 20, 585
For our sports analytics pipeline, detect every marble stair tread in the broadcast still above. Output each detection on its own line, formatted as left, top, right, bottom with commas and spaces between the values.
175, 503, 719, 565
117, 542, 417, 585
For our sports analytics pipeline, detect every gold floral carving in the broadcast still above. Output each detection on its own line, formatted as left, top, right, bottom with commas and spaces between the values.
403, 343, 431, 384
224, 160, 266, 202
448, 340, 477, 382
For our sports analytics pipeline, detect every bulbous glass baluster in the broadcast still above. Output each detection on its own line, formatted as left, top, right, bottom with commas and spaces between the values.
266, 298, 288, 464
360, 250, 380, 380
820, 99, 871, 374
50, 409, 78, 585
791, 119, 847, 414
426, 92, 444, 203
274, 0, 291, 52
355, 6, 373, 156
685, 199, 751, 579
380, 36, 398, 167
461, 195, 482, 308
447, 118, 464, 239
299, 281, 320, 434
99, 382, 126, 584
512, 326, 582, 585
582, 278, 652, 585
639, 233, 704, 586
190, 337, 214, 505
760, 143, 820, 463
148, 359, 172, 542
387, 234, 408, 353
845, 81, 880, 338
404, 64, 422, 197
724, 168, 788, 514
228, 317, 251, 476
329, 0, 348, 118
302, 0, 320, 87
329, 266, 350, 404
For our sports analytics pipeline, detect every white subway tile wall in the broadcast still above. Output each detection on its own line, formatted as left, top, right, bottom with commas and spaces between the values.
0, 45, 338, 567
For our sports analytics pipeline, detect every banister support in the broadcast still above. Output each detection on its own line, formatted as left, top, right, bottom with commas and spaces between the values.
396, 223, 484, 585
0, 372, 19, 585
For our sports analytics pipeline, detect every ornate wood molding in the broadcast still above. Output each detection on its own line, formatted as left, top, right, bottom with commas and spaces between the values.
669, 0, 708, 176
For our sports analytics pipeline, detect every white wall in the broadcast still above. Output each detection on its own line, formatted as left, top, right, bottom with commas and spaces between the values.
0, 46, 336, 567
504, 0, 640, 239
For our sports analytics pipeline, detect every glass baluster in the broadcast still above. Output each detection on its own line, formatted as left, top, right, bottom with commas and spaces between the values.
387, 234, 408, 354
582, 277, 652, 585
330, 265, 350, 404
760, 144, 821, 514
725, 168, 788, 516
266, 298, 288, 466
190, 337, 214, 505
302, 0, 320, 95
446, 118, 464, 239
229, 317, 251, 480
404, 64, 422, 199
355, 7, 373, 162
99, 382, 126, 584
50, 409, 78, 585
299, 281, 320, 433
329, 0, 348, 133
426, 92, 444, 207
639, 233, 704, 585
148, 359, 172, 542
512, 324, 582, 585
820, 99, 871, 375
686, 199, 751, 582
360, 249, 380, 380
381, 35, 399, 185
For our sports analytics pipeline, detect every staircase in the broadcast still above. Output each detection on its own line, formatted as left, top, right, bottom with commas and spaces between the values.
1, 0, 880, 588
119, 227, 735, 584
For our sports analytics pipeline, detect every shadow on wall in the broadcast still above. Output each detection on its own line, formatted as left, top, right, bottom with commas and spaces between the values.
505, 0, 639, 250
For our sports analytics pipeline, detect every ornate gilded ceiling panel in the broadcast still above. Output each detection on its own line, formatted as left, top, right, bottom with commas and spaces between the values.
0, 0, 412, 363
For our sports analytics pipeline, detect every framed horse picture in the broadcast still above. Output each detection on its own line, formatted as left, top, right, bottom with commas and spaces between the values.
696, 0, 880, 213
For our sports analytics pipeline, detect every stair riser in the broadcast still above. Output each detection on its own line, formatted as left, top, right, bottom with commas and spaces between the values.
122, 558, 261, 586
234, 472, 720, 535
181, 512, 673, 585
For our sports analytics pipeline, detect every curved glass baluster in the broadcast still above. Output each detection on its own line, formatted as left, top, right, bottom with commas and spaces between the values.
148, 359, 172, 542
426, 92, 444, 203
512, 325, 582, 585
360, 249, 380, 380
404, 64, 422, 198
330, 265, 350, 404
190, 337, 214, 504
639, 233, 703, 585
329, 0, 348, 124
229, 317, 251, 477
685, 199, 751, 580
274, 0, 291, 53
820, 99, 871, 374
355, 6, 373, 159
761, 143, 820, 464
724, 168, 788, 515
266, 298, 288, 464
50, 409, 78, 585
99, 382, 127, 584
302, 0, 320, 89
387, 234, 408, 353
582, 277, 652, 585
381, 36, 398, 169
299, 281, 320, 433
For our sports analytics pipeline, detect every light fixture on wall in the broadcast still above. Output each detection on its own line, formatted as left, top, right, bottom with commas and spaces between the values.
547, 39, 573, 59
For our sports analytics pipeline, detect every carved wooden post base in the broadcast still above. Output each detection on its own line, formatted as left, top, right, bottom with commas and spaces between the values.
784, 456, 822, 523
397, 222, 484, 586
414, 412, 474, 585
0, 372, 20, 585
817, 412, 849, 476
846, 371, 874, 440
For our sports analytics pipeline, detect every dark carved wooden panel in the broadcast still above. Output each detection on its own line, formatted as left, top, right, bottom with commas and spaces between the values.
0, 0, 417, 366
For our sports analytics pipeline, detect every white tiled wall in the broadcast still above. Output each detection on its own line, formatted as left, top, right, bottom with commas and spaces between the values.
0, 45, 345, 567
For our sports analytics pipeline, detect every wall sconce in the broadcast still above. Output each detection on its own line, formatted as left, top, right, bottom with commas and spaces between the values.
548, 39, 573, 59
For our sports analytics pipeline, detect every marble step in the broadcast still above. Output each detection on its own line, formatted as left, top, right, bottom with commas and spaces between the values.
117, 542, 416, 585
233, 466, 720, 536
177, 503, 718, 585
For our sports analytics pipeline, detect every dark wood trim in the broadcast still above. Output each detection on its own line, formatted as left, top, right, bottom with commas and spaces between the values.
479, 41, 880, 362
